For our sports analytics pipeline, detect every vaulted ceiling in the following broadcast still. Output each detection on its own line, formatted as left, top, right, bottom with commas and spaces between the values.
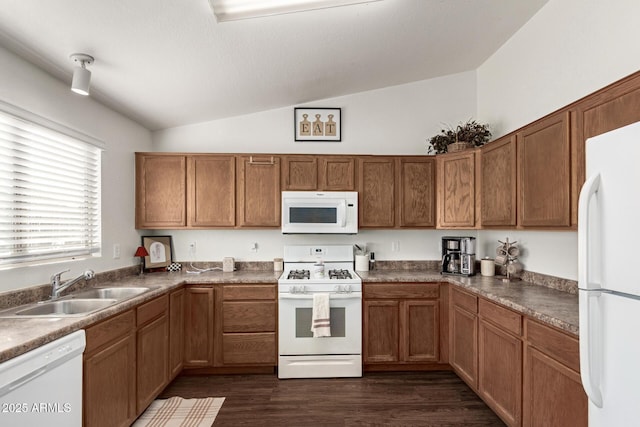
0, 0, 548, 130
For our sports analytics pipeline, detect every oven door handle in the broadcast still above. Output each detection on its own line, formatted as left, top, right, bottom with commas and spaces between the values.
279, 293, 362, 300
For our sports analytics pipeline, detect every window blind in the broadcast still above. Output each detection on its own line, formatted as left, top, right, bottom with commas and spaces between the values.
0, 111, 101, 266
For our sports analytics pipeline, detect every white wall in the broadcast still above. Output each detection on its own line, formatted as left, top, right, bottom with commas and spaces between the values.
476, 0, 640, 280
0, 46, 153, 292
152, 72, 477, 265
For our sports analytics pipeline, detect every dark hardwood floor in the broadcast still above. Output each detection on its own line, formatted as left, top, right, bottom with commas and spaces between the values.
159, 371, 506, 426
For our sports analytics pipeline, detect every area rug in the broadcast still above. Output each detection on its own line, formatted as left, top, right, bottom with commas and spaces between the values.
133, 396, 225, 427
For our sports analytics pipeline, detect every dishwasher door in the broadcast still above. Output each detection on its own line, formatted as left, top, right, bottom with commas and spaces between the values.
0, 330, 85, 427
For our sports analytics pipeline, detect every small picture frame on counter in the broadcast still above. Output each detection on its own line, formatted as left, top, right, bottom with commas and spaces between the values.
142, 235, 173, 270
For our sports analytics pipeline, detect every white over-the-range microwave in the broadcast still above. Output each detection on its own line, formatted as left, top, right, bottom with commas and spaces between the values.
281, 191, 358, 234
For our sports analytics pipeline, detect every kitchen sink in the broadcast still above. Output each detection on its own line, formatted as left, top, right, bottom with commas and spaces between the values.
13, 299, 118, 317
0, 286, 157, 318
69, 286, 151, 300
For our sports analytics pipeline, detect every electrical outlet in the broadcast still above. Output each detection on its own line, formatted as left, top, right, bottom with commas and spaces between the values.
250, 242, 258, 252
189, 241, 197, 253
113, 243, 121, 259
391, 241, 400, 252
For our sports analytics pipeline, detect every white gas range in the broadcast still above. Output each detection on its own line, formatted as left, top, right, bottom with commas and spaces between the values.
277, 245, 362, 379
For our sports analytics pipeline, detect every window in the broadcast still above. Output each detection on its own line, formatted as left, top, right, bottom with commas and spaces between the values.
0, 102, 102, 267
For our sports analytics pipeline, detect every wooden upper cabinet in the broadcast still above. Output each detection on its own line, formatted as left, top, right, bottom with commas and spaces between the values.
397, 157, 436, 228
282, 156, 318, 190
517, 111, 571, 227
436, 150, 478, 228
358, 157, 395, 227
319, 156, 356, 190
480, 135, 517, 227
571, 72, 640, 226
136, 153, 186, 228
188, 155, 235, 227
282, 155, 356, 191
237, 155, 281, 227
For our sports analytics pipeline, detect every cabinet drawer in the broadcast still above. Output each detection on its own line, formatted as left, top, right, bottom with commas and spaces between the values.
451, 287, 478, 313
223, 301, 276, 332
222, 333, 276, 365
85, 310, 135, 354
223, 284, 276, 301
479, 299, 522, 336
364, 283, 439, 299
525, 319, 580, 372
137, 294, 168, 327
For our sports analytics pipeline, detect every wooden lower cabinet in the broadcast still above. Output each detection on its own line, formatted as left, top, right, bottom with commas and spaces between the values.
136, 295, 170, 413
449, 287, 478, 388
217, 284, 277, 366
84, 310, 137, 427
184, 286, 215, 367
168, 288, 185, 378
364, 283, 441, 367
523, 319, 587, 427
478, 317, 522, 426
183, 284, 277, 369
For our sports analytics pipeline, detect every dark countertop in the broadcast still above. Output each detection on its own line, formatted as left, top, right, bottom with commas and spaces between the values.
0, 268, 578, 363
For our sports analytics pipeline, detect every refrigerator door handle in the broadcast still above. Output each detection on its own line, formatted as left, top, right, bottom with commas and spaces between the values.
578, 173, 601, 291
578, 172, 604, 407
579, 290, 603, 407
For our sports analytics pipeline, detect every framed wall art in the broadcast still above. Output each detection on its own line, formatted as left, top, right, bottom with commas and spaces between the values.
142, 235, 173, 270
294, 107, 341, 142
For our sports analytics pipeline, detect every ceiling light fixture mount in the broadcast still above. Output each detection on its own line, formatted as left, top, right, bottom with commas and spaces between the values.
69, 53, 94, 96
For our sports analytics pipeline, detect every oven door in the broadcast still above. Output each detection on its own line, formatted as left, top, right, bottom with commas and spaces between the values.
278, 292, 362, 356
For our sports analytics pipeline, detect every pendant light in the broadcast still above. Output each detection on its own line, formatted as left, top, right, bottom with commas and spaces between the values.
70, 53, 94, 96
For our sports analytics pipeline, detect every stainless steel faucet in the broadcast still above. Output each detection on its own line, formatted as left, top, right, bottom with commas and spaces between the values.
51, 269, 95, 300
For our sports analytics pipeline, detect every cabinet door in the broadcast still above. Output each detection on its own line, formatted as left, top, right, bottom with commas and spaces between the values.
518, 112, 571, 227
188, 155, 235, 227
135, 153, 186, 228
169, 288, 185, 379
237, 156, 281, 227
364, 300, 399, 362
397, 157, 436, 228
319, 156, 356, 190
450, 304, 478, 388
437, 150, 477, 228
137, 314, 169, 413
358, 157, 395, 227
282, 155, 318, 190
84, 333, 136, 427
478, 320, 522, 427
402, 300, 439, 362
184, 287, 215, 367
480, 136, 517, 227
523, 346, 587, 427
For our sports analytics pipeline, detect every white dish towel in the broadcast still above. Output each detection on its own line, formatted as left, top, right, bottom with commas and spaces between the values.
311, 293, 331, 337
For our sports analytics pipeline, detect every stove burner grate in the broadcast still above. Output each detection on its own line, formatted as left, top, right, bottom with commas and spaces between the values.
287, 269, 310, 280
328, 269, 353, 280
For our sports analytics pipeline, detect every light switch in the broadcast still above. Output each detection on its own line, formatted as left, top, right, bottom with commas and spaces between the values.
113, 243, 121, 259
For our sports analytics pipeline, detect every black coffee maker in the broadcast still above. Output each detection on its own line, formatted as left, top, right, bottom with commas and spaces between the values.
441, 236, 476, 276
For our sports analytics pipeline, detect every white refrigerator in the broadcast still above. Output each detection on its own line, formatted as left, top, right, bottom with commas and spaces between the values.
578, 120, 640, 426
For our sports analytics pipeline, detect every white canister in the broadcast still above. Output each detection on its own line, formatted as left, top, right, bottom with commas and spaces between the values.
313, 262, 325, 278
222, 257, 235, 272
355, 254, 369, 271
274, 258, 284, 272
481, 258, 495, 277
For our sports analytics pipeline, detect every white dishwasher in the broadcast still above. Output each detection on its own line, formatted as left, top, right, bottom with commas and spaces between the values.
0, 330, 85, 427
